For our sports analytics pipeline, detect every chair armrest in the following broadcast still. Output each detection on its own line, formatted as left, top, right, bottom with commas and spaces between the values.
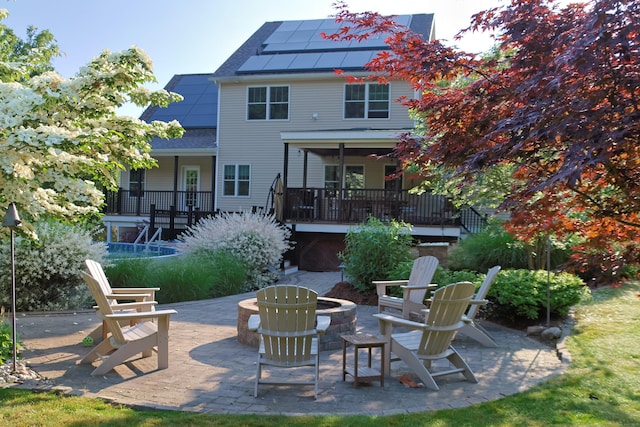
373, 313, 427, 330
103, 309, 176, 321
111, 287, 160, 293
316, 315, 331, 334
248, 314, 260, 332
374, 312, 464, 335
399, 284, 437, 291
106, 293, 155, 302
469, 299, 488, 306
111, 287, 158, 300
374, 280, 409, 296
105, 301, 157, 310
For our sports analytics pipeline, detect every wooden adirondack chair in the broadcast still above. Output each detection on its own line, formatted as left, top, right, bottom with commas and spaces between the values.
85, 259, 159, 340
374, 256, 439, 320
458, 266, 501, 347
80, 271, 176, 376
374, 281, 478, 391
248, 285, 330, 399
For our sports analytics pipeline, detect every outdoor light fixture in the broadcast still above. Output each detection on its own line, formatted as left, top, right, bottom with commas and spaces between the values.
3, 203, 22, 373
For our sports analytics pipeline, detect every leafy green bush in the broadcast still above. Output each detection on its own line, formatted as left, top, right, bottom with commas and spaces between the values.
105, 252, 246, 303
449, 221, 575, 272
339, 217, 413, 294
449, 222, 529, 271
0, 219, 107, 312
432, 269, 483, 287
487, 269, 590, 322
0, 314, 19, 365
179, 212, 292, 290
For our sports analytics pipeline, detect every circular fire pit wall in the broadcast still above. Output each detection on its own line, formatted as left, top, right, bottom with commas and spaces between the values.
237, 297, 357, 351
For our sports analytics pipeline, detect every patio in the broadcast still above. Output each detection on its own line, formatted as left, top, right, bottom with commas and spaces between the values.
12, 270, 567, 416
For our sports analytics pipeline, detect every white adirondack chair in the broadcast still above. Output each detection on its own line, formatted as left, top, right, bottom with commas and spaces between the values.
248, 285, 330, 399
80, 271, 176, 376
374, 256, 439, 320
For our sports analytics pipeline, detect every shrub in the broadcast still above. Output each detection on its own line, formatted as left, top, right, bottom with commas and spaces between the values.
0, 309, 21, 364
179, 212, 292, 290
339, 217, 413, 294
487, 269, 590, 322
449, 221, 575, 272
105, 252, 246, 303
0, 219, 107, 312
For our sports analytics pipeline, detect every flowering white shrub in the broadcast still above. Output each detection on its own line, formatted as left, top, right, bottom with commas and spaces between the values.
0, 219, 107, 311
179, 212, 293, 290
0, 11, 184, 239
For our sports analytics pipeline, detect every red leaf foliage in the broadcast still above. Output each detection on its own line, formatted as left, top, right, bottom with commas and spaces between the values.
326, 0, 640, 280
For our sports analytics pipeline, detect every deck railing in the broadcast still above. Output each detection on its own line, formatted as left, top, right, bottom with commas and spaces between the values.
285, 187, 461, 227
104, 188, 487, 231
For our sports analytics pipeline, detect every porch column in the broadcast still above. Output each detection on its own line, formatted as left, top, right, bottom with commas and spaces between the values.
211, 156, 216, 212
338, 143, 345, 195
283, 143, 289, 220
173, 156, 179, 208
303, 150, 308, 189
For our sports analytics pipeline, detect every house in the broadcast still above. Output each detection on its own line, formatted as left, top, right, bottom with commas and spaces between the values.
103, 14, 487, 270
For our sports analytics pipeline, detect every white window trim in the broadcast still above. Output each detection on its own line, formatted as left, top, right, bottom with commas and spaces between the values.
222, 163, 251, 197
343, 83, 391, 120
246, 85, 290, 121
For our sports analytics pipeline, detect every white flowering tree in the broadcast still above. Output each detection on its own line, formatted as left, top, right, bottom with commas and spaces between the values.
0, 10, 184, 237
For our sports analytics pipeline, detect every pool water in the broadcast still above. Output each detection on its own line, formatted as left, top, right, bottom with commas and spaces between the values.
107, 242, 180, 259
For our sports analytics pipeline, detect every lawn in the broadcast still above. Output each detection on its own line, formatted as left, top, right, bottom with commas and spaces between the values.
1, 281, 639, 426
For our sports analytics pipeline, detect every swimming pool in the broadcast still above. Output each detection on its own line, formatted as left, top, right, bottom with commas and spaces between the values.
107, 242, 181, 260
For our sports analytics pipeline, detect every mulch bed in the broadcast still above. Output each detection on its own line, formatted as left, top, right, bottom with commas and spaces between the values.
323, 281, 378, 306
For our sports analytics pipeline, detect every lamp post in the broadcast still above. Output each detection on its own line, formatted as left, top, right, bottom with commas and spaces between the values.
3, 203, 21, 373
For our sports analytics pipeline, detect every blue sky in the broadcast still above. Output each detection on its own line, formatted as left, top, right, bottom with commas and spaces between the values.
2, 0, 510, 116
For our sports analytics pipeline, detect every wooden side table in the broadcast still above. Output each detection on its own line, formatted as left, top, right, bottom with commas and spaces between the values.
341, 333, 386, 387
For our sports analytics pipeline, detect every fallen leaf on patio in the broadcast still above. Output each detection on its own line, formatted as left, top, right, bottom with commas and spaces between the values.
399, 374, 423, 388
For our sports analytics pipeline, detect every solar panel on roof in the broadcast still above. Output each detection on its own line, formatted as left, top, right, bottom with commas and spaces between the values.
340, 51, 376, 68
288, 52, 321, 70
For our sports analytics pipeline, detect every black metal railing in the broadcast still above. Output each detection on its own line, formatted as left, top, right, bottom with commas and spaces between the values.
104, 188, 487, 232
285, 187, 463, 227
104, 189, 214, 216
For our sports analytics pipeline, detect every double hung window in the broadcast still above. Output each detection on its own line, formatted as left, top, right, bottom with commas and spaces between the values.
247, 86, 289, 120
223, 164, 250, 196
129, 169, 145, 197
344, 83, 389, 119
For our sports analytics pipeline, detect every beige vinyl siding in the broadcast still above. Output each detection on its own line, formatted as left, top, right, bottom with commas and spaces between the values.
215, 77, 415, 212
121, 157, 215, 193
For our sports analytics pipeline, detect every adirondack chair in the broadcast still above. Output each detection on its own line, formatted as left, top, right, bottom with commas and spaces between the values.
248, 285, 330, 399
373, 281, 478, 391
374, 256, 439, 320
80, 271, 176, 376
458, 265, 501, 347
85, 259, 159, 340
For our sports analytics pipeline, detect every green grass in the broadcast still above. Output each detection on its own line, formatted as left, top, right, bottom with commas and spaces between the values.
2, 282, 639, 426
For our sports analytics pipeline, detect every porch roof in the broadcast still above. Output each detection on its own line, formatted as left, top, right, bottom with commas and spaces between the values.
280, 128, 412, 156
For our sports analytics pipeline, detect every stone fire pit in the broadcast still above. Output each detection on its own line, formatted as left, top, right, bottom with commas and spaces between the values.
237, 296, 357, 350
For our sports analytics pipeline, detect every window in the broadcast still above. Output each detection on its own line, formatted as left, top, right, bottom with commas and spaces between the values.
129, 169, 145, 197
183, 167, 200, 207
324, 165, 365, 194
344, 83, 389, 119
223, 164, 250, 196
247, 86, 289, 120
384, 165, 401, 191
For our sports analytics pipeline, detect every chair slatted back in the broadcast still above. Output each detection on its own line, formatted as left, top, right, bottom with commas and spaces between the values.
465, 266, 501, 320
80, 271, 127, 345
406, 256, 439, 304
256, 285, 317, 365
419, 282, 475, 356
85, 259, 114, 299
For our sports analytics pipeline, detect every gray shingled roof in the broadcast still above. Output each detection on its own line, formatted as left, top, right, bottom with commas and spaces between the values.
213, 14, 434, 78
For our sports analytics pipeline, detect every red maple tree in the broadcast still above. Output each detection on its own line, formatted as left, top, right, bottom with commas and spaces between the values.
324, 0, 639, 284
